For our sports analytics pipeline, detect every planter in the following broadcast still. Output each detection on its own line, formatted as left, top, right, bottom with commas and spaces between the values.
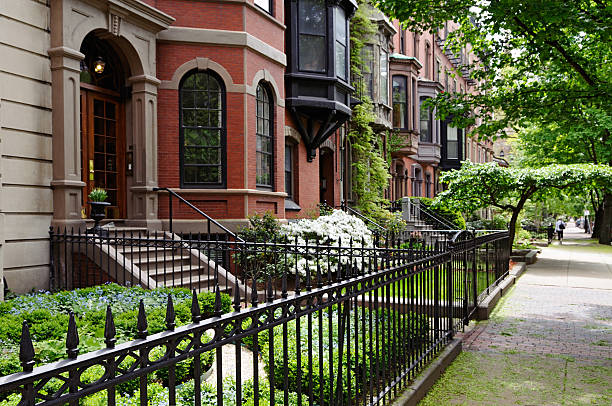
88, 201, 111, 235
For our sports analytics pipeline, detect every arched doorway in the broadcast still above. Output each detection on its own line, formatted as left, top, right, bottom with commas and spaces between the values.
319, 148, 335, 205
79, 32, 129, 219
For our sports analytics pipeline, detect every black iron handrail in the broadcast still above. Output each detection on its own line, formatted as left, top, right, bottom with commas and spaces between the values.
340, 201, 387, 232
419, 204, 457, 230
153, 187, 244, 242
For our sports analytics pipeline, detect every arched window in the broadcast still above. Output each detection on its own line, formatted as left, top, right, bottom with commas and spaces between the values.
256, 84, 273, 188
180, 70, 226, 187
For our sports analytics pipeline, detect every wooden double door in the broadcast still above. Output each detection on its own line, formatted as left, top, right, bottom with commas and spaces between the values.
80, 87, 126, 219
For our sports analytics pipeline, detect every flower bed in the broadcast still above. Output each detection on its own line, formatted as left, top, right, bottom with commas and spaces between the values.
0, 284, 238, 405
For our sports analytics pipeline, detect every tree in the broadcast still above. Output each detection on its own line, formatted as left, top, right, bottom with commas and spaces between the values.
375, 0, 612, 243
435, 162, 612, 248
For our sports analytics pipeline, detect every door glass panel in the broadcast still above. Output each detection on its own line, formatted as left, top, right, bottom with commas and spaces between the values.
94, 118, 105, 135
93, 99, 104, 116
106, 102, 116, 119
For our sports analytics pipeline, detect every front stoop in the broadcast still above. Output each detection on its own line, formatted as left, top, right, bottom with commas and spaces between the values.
476, 262, 526, 320
391, 339, 462, 406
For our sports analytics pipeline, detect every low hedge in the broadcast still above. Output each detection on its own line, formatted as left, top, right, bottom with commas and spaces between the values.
413, 197, 466, 229
242, 306, 430, 406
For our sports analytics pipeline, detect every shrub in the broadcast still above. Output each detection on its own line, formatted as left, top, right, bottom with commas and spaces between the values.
413, 197, 466, 229
280, 209, 374, 278
236, 213, 291, 281
244, 306, 430, 406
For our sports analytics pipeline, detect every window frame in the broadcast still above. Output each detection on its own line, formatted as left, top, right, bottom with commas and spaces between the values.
419, 96, 432, 143
256, 83, 274, 189
379, 47, 389, 105
285, 139, 296, 200
254, 0, 273, 15
392, 75, 408, 129
334, 6, 348, 80
297, 0, 328, 73
179, 69, 227, 189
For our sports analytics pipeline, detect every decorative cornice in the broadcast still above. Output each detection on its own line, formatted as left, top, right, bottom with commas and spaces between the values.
107, 0, 175, 32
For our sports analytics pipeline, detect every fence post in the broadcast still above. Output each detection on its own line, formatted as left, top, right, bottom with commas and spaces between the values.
168, 193, 173, 234
472, 231, 478, 315
446, 248, 454, 339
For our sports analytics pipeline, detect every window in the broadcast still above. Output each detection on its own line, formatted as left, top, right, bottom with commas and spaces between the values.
400, 29, 405, 54
380, 48, 389, 105
180, 70, 225, 187
256, 84, 273, 188
412, 77, 417, 129
419, 97, 432, 142
361, 45, 374, 98
298, 0, 326, 72
392, 76, 407, 129
285, 142, 294, 199
334, 7, 347, 80
413, 34, 419, 59
425, 173, 431, 198
447, 126, 459, 159
254, 0, 272, 14
424, 42, 431, 78
435, 59, 441, 82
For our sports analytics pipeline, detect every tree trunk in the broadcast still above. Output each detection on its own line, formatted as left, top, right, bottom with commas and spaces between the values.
599, 193, 612, 245
507, 209, 521, 251
592, 203, 603, 239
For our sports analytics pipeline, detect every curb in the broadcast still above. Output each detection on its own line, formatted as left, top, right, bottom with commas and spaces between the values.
476, 262, 526, 320
391, 338, 462, 406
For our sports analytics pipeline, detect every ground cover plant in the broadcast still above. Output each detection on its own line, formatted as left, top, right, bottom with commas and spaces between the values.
0, 284, 232, 404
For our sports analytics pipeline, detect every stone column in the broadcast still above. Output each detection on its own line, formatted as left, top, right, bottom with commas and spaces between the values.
48, 46, 87, 230
126, 75, 162, 229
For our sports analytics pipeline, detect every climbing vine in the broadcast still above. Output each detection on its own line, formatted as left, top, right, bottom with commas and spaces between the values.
348, 1, 395, 225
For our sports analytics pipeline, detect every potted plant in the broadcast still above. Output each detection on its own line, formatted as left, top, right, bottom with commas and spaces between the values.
88, 188, 110, 234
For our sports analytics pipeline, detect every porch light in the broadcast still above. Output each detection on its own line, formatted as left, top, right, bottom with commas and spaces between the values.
93, 57, 106, 74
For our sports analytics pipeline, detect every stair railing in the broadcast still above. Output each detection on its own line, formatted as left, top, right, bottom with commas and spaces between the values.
153, 187, 244, 242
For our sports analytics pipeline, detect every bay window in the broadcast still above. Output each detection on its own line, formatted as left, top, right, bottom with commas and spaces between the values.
380, 48, 389, 105
334, 6, 348, 80
392, 75, 407, 129
298, 0, 327, 72
419, 97, 432, 142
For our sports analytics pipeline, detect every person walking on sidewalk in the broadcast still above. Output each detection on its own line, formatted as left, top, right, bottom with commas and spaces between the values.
555, 218, 566, 244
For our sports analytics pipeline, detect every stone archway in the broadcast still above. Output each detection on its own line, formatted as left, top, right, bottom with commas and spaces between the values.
49, 0, 173, 228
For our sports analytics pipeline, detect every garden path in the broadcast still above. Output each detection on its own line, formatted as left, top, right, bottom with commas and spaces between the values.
419, 225, 612, 405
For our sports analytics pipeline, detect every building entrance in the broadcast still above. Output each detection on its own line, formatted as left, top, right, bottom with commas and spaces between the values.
80, 88, 126, 219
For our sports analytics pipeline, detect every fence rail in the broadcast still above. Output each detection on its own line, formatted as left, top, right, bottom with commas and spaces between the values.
4, 229, 509, 406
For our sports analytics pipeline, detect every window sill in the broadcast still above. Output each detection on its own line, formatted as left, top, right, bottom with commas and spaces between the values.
285, 198, 301, 211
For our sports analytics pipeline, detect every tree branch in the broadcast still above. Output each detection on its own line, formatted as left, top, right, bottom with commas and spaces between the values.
513, 16, 597, 87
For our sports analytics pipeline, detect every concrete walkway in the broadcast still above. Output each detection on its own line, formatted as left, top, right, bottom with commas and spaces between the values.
419, 226, 612, 405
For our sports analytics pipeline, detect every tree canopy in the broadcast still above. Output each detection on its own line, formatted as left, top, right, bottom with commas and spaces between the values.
375, 0, 612, 139
435, 161, 612, 245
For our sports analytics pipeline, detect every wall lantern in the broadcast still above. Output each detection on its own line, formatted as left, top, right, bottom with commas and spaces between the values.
93, 57, 106, 74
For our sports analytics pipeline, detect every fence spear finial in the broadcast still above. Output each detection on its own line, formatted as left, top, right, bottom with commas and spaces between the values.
104, 305, 116, 348
19, 321, 35, 372
136, 300, 148, 339
66, 312, 79, 359
233, 280, 242, 312
214, 284, 223, 316
191, 290, 201, 322
166, 294, 176, 331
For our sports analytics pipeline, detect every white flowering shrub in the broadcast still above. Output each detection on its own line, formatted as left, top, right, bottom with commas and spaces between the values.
281, 210, 375, 278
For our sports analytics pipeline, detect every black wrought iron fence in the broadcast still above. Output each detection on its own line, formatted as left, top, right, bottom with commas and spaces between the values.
4, 230, 509, 406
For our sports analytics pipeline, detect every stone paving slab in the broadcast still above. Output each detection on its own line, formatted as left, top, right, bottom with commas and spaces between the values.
419, 229, 612, 405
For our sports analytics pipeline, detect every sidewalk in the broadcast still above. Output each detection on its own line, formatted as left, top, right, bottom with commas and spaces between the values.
419, 230, 612, 405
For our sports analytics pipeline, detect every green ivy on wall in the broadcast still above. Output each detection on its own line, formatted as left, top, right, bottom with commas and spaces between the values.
348, 1, 394, 224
